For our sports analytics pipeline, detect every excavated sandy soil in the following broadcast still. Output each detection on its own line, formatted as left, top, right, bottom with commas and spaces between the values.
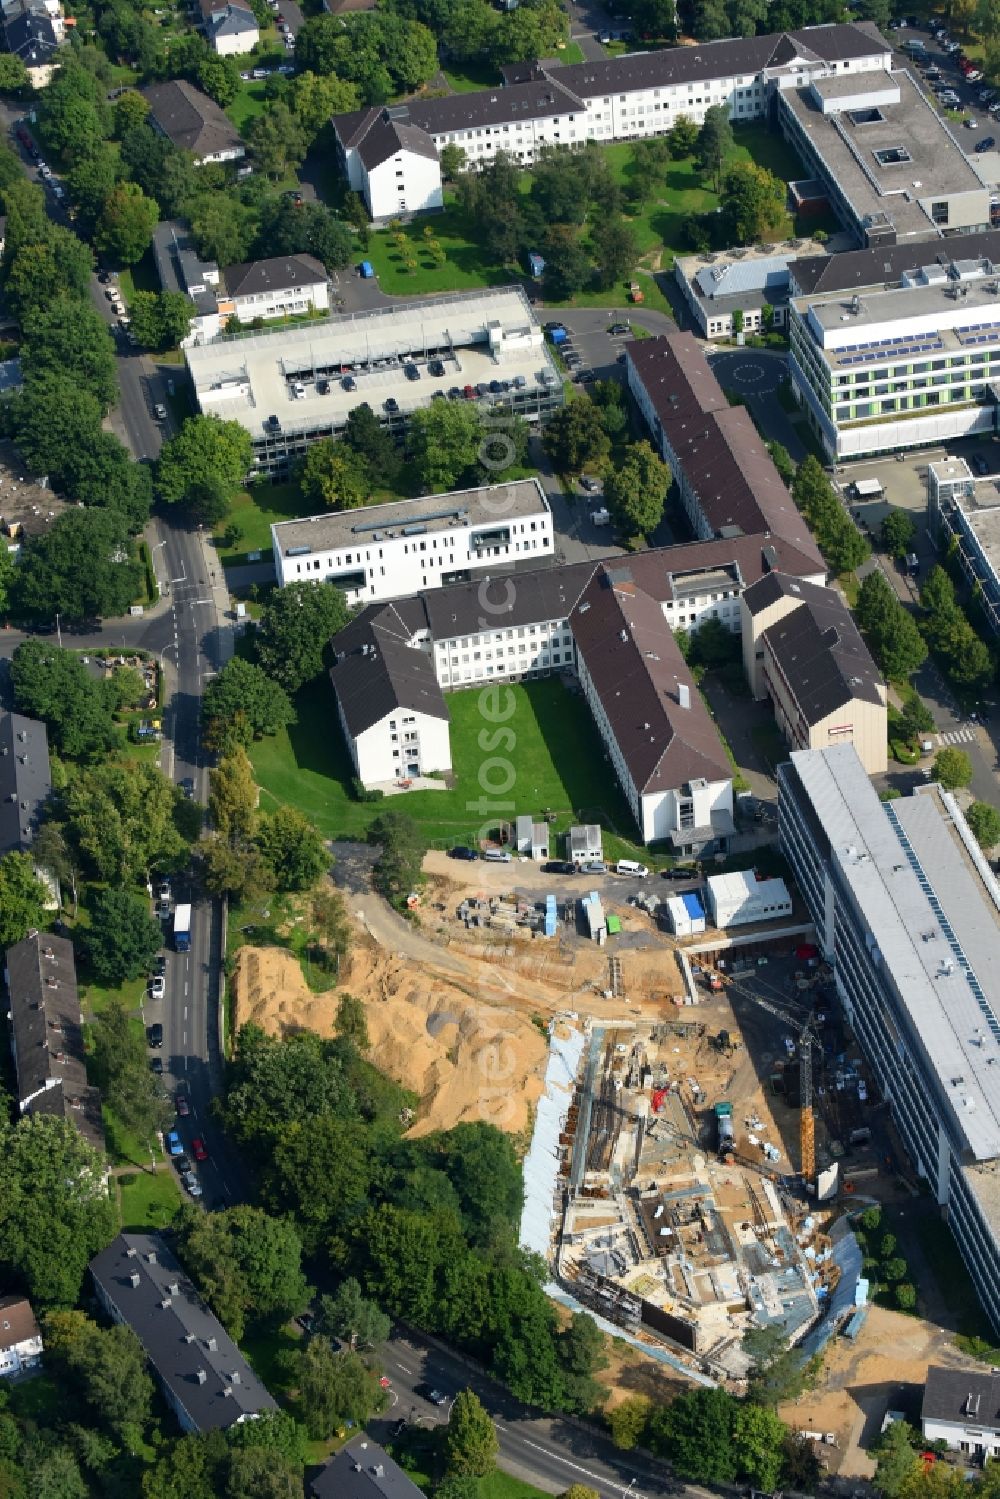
230, 940, 549, 1137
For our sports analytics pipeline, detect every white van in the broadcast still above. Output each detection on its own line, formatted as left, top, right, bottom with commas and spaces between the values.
483, 848, 512, 863
616, 859, 649, 877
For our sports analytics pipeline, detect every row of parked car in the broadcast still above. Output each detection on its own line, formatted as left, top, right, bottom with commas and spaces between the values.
448, 847, 702, 880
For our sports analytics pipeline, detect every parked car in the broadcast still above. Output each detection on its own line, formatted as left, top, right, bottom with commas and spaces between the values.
175, 1092, 190, 1117
662, 866, 699, 881
179, 777, 195, 798
580, 860, 607, 874
543, 860, 577, 875
449, 846, 479, 860
166, 1130, 184, 1156
416, 1384, 448, 1406
154, 953, 167, 977
608, 321, 630, 334
977, 135, 997, 151
384, 397, 399, 413
342, 375, 357, 392
147, 1023, 163, 1048
149, 1057, 163, 1075
191, 1137, 208, 1161
404, 363, 420, 381
428, 359, 445, 376
154, 403, 167, 421
181, 1170, 202, 1198
150, 975, 166, 1001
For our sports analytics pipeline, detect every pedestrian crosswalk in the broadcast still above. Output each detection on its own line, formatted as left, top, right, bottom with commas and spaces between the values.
937, 726, 978, 746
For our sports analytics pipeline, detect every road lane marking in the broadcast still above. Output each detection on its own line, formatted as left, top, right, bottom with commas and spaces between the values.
183, 1006, 188, 1019
496, 1427, 648, 1498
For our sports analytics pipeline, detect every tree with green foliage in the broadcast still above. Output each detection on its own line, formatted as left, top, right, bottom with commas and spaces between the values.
196, 53, 240, 107
408, 399, 484, 493
289, 70, 361, 139
316, 1278, 389, 1350
46, 1310, 154, 1448
965, 801, 1000, 851
607, 1395, 652, 1449
202, 657, 294, 745
590, 216, 641, 289
646, 1385, 737, 1483
0, 1113, 115, 1306
604, 440, 670, 541
766, 438, 796, 486
342, 402, 401, 488
128, 290, 196, 352
224, 1446, 301, 1499
35, 65, 109, 164
732, 1402, 786, 1491
10, 640, 117, 760
112, 88, 149, 138
932, 746, 973, 791
899, 691, 934, 743
283, 1338, 386, 1440
262, 1117, 374, 1255
91, 1003, 172, 1148
792, 455, 870, 576
21, 299, 118, 413
440, 142, 467, 180
156, 416, 253, 525
176, 1205, 310, 1342
0, 851, 47, 948
743, 1322, 809, 1407
720, 160, 786, 243
256, 805, 329, 892
543, 399, 611, 474
0, 54, 28, 93
542, 223, 592, 301
880, 509, 917, 560
223, 1024, 356, 1149
445, 1390, 499, 1477
61, 762, 189, 884
695, 103, 734, 189
559, 1489, 600, 1499
254, 581, 349, 693
208, 747, 259, 844
300, 440, 372, 512
95, 181, 159, 265
668, 113, 700, 158
245, 102, 307, 178
13, 507, 142, 624
369, 808, 426, 907
0, 543, 14, 619
873, 1418, 921, 1498
86, 887, 163, 987
558, 1313, 608, 1412
895, 1283, 916, 1309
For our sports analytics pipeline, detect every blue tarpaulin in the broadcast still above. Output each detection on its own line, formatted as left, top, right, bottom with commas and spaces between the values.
682, 891, 705, 919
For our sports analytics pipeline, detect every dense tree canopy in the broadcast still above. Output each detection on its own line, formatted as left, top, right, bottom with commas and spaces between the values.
156, 416, 253, 525
176, 1205, 310, 1342
85, 887, 164, 987
10, 640, 117, 760
202, 657, 295, 745
0, 851, 47, 948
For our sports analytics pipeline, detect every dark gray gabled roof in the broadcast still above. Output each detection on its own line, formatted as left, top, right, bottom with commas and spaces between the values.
422, 559, 597, 640
3, 931, 104, 1152
89, 1233, 277, 1433
922, 1365, 1000, 1429
311, 1436, 425, 1499
791, 229, 1000, 297
4, 6, 61, 62
756, 574, 884, 723
0, 711, 50, 857
571, 566, 731, 796
141, 81, 243, 160
224, 254, 327, 299
330, 608, 448, 738
357, 115, 440, 170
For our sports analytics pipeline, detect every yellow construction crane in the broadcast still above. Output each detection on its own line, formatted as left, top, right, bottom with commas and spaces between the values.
718, 973, 822, 1184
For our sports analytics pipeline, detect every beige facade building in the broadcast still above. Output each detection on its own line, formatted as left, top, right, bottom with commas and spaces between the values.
742, 573, 887, 775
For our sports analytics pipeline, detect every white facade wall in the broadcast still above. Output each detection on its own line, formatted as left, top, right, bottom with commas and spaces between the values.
276, 510, 554, 603
339, 697, 452, 785
922, 1417, 1000, 1459
662, 586, 744, 635
0, 1332, 42, 1377
706, 871, 793, 927
364, 149, 444, 219
229, 277, 329, 324
432, 613, 573, 689
665, 895, 706, 936
210, 20, 258, 55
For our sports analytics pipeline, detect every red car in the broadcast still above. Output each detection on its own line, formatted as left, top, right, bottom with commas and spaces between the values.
175, 1092, 190, 1117
191, 1137, 208, 1161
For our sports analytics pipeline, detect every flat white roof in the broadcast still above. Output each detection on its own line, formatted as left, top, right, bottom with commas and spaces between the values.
185, 286, 560, 440
706, 870, 791, 904
272, 478, 550, 559
789, 745, 1000, 1162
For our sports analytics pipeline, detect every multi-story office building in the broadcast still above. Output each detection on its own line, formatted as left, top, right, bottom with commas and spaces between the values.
332, 23, 891, 220
789, 248, 1000, 458
271, 479, 554, 602
928, 457, 1000, 638
776, 65, 991, 249
779, 744, 1000, 1334
185, 287, 563, 476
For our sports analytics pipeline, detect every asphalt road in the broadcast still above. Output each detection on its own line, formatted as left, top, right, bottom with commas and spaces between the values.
380, 1329, 689, 1499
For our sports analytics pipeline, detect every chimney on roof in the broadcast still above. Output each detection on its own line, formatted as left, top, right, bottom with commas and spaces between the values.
196, 1369, 207, 1385
129, 1272, 140, 1288
160, 1298, 172, 1310
146, 1251, 157, 1264
677, 683, 691, 709
168, 1282, 180, 1296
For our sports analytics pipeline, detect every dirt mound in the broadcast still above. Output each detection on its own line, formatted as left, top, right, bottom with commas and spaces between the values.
230, 941, 549, 1136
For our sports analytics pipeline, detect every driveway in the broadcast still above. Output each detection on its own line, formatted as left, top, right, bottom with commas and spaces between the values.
706, 347, 805, 459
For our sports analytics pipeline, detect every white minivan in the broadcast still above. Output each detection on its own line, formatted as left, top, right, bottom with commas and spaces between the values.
616, 859, 649, 877
483, 848, 512, 863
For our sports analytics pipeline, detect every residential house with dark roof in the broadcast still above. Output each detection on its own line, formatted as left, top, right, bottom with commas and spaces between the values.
151, 220, 221, 347
199, 0, 258, 55
142, 81, 245, 165
90, 1233, 277, 1433
218, 254, 329, 325
332, 23, 889, 220
0, 1296, 43, 1379
311, 1436, 425, 1499
626, 333, 824, 570
922, 1365, 1000, 1457
3, 932, 105, 1153
3, 0, 66, 86
742, 572, 886, 774
334, 105, 443, 220
0, 710, 50, 859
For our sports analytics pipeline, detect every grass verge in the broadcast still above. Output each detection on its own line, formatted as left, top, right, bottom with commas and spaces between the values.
118, 1166, 182, 1231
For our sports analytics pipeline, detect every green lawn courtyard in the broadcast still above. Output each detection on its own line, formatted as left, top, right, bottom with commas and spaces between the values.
117, 1166, 182, 1231
250, 675, 643, 853
212, 480, 316, 565
361, 121, 806, 308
